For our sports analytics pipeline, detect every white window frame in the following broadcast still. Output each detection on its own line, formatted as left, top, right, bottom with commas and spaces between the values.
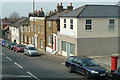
40, 39, 43, 48
41, 25, 43, 34
48, 36, 51, 46
31, 24, 33, 31
85, 19, 92, 31
64, 19, 66, 28
109, 19, 115, 30
34, 24, 36, 32
70, 19, 73, 29
38, 25, 40, 33
49, 21, 51, 29
25, 36, 27, 43
29, 26, 30, 32
32, 36, 34, 44
29, 37, 31, 44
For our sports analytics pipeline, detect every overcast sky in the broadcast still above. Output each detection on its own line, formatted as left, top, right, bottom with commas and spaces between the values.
1, 0, 120, 18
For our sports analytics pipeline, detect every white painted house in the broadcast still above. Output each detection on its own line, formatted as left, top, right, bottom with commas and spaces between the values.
57, 4, 120, 56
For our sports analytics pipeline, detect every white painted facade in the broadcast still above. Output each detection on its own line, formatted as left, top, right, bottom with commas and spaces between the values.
9, 27, 20, 44
59, 17, 119, 56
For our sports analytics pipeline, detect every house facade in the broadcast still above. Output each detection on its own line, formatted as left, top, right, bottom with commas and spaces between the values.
28, 8, 45, 51
57, 5, 120, 56
46, 3, 73, 54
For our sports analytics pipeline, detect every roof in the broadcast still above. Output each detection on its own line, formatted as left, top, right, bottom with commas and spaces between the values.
48, 10, 68, 20
10, 18, 30, 28
60, 5, 120, 18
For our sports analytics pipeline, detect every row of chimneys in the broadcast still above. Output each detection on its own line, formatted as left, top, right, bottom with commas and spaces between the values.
29, 8, 44, 17
49, 3, 73, 14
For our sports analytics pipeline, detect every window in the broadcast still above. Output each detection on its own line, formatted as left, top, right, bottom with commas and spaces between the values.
29, 26, 30, 32
26, 27, 27, 33
21, 27, 23, 32
31, 24, 33, 31
41, 26, 43, 34
34, 24, 36, 32
109, 19, 114, 29
40, 39, 43, 48
64, 19, 66, 28
29, 37, 31, 44
85, 19, 92, 30
38, 25, 40, 33
70, 43, 75, 55
21, 35, 23, 41
32, 36, 34, 44
25, 36, 27, 43
48, 36, 51, 46
49, 21, 51, 28
70, 19, 73, 29
62, 41, 66, 52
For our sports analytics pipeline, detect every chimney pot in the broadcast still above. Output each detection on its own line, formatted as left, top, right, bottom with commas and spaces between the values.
61, 3, 62, 6
57, 4, 59, 6
70, 3, 72, 6
52, 11, 53, 13
50, 11, 51, 14
36, 10, 37, 13
39, 10, 41, 13
41, 8, 42, 12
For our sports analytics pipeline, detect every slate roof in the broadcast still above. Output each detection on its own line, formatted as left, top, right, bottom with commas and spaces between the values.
60, 5, 120, 18
10, 18, 30, 28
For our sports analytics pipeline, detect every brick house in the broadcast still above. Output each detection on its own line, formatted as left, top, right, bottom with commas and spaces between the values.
29, 8, 45, 51
46, 3, 73, 54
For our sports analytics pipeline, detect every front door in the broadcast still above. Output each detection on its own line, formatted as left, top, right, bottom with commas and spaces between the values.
53, 34, 57, 51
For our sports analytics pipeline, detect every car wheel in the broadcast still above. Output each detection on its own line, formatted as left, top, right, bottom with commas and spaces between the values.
84, 71, 90, 79
68, 66, 73, 73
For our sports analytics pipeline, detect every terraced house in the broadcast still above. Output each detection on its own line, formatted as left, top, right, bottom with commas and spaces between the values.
57, 4, 120, 56
46, 3, 73, 54
29, 8, 45, 51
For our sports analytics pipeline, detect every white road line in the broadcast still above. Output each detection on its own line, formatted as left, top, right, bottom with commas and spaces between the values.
6, 57, 12, 61
14, 62, 23, 69
26, 71, 40, 80
61, 63, 65, 65
0, 75, 32, 78
1, 53, 5, 56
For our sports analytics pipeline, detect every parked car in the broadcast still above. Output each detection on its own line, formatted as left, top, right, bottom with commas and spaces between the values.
5, 41, 11, 47
65, 56, 108, 79
112, 67, 120, 80
2, 40, 6, 46
24, 46, 38, 56
13, 44, 24, 52
7, 42, 16, 50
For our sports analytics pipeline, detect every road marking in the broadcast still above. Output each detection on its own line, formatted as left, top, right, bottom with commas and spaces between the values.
6, 57, 12, 61
61, 63, 65, 65
14, 62, 23, 69
0, 75, 32, 78
1, 53, 5, 56
26, 71, 40, 80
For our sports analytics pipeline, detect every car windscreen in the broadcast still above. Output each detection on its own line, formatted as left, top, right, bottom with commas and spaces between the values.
82, 59, 99, 66
11, 43, 16, 45
28, 47, 36, 50
17, 45, 24, 47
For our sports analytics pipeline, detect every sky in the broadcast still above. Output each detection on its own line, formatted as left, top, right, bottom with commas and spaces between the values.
1, 0, 120, 18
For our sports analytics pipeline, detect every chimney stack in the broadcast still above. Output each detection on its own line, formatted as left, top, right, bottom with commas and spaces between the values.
67, 3, 73, 11
41, 8, 43, 12
49, 11, 51, 14
61, 3, 62, 6
57, 3, 63, 12
39, 10, 41, 13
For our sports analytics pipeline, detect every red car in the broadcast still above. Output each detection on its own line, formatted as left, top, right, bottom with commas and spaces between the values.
13, 44, 24, 52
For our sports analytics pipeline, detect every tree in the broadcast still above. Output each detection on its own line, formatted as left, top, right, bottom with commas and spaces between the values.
9, 12, 20, 18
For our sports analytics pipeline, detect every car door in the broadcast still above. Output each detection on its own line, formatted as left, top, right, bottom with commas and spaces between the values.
71, 58, 78, 71
76, 59, 84, 74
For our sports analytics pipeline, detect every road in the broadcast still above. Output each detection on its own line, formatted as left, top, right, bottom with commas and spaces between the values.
1, 46, 112, 80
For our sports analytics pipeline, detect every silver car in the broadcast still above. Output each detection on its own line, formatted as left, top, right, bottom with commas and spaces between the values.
24, 46, 38, 56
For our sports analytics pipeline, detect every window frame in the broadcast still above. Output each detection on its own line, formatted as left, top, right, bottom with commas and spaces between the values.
85, 19, 92, 31
64, 19, 66, 28
48, 36, 51, 46
70, 19, 73, 29
109, 19, 115, 30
